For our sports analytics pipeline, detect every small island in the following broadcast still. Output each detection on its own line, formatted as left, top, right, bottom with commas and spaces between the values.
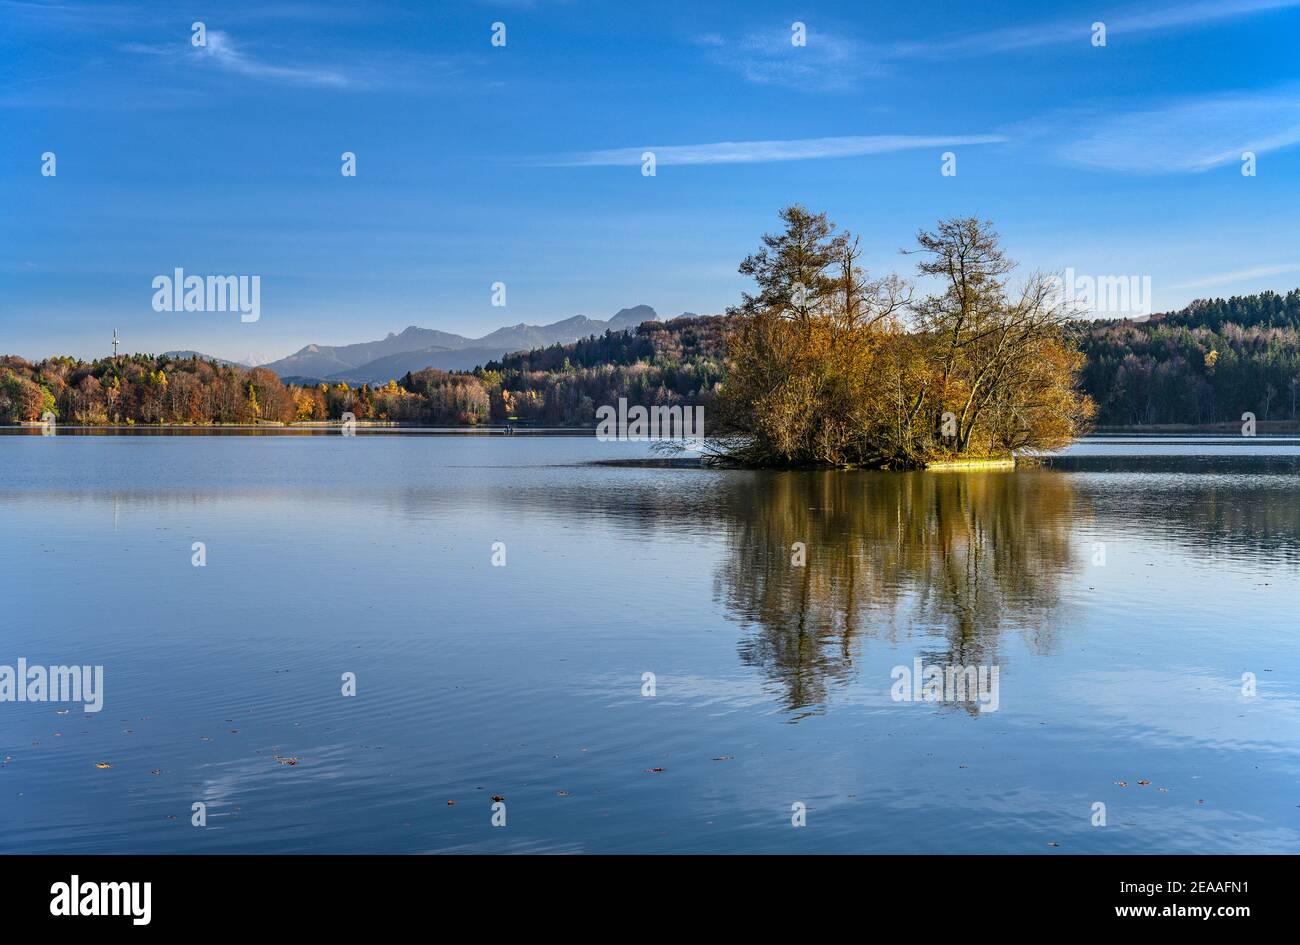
701, 206, 1092, 468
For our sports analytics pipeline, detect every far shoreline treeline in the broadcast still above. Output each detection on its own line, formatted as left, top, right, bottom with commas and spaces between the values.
0, 315, 725, 431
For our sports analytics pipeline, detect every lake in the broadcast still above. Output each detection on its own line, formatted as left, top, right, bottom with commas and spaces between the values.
1, 432, 1298, 853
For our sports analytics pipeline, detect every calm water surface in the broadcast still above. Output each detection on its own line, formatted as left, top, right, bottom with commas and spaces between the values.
1, 433, 1298, 853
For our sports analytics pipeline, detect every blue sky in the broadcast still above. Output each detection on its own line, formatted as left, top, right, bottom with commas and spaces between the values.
3, 0, 1300, 363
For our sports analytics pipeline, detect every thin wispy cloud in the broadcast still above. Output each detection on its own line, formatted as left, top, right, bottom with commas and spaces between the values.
544, 134, 1006, 167
115, 30, 475, 95
1050, 86, 1300, 173
708, 1, 1300, 88
0, 0, 143, 26
120, 31, 350, 88
699, 27, 882, 92
1170, 263, 1300, 291
890, 0, 1300, 59
133, 30, 351, 88
197, 30, 349, 87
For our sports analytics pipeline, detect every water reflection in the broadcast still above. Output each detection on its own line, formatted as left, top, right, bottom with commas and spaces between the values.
5, 436, 1300, 852
707, 470, 1081, 711
1046, 454, 1300, 564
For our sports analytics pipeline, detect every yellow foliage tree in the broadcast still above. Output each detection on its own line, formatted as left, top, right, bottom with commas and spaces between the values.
714, 208, 1093, 468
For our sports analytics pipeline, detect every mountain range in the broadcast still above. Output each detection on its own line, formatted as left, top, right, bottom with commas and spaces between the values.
162, 350, 243, 367
261, 305, 674, 384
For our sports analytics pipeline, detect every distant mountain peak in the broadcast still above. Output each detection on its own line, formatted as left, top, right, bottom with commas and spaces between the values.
263, 304, 670, 384
606, 304, 659, 330
161, 350, 242, 367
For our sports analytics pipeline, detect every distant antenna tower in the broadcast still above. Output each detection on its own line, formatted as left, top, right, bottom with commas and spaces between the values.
112, 329, 119, 358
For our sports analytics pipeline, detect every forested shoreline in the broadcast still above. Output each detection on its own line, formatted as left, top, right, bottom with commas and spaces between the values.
4, 282, 1299, 435
0, 318, 725, 428
1077, 291, 1300, 426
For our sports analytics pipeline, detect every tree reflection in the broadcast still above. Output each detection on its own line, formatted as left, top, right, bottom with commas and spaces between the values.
711, 469, 1081, 712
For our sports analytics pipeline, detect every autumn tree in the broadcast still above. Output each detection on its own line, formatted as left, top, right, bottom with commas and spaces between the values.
904, 218, 1094, 457
714, 208, 1092, 467
0, 368, 50, 422
714, 207, 908, 466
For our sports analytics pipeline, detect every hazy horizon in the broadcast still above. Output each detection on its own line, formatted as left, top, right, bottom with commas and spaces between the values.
4, 291, 1289, 369
7, 302, 697, 366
